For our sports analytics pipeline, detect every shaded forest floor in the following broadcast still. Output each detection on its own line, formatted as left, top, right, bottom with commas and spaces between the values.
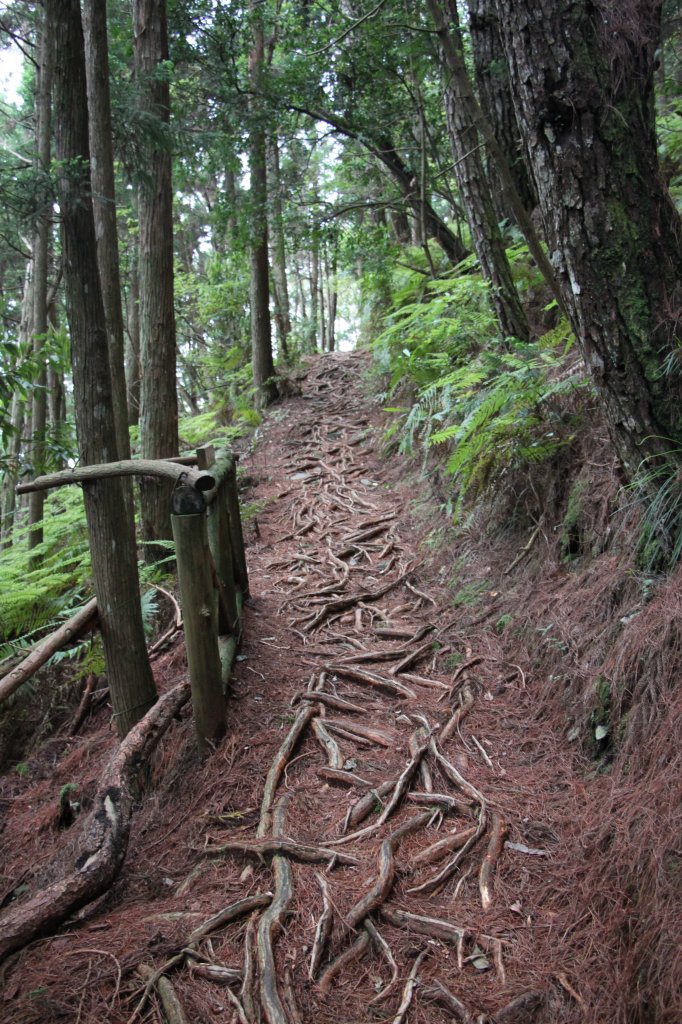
1, 351, 680, 1024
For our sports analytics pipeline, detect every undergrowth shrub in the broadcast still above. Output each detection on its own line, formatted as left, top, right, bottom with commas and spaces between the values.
0, 488, 91, 652
371, 251, 590, 518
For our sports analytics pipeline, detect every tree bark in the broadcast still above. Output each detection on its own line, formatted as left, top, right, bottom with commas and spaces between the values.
426, 0, 564, 311
125, 229, 141, 426
134, 0, 179, 557
49, 0, 157, 737
27, 12, 53, 561
248, 0, 277, 407
436, 0, 529, 341
494, 0, 682, 476
0, 681, 189, 963
466, 0, 536, 220
1, 262, 31, 548
83, 0, 131, 465
0, 598, 98, 704
267, 134, 291, 360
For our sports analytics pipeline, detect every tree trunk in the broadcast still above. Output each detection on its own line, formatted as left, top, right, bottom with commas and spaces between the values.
27, 13, 53, 562
309, 244, 319, 351
436, 0, 529, 341
267, 134, 291, 360
1, 262, 31, 548
134, 0, 179, 557
494, 0, 682, 477
466, 0, 536, 220
426, 0, 564, 311
248, 0, 277, 407
326, 248, 337, 353
48, 0, 157, 737
83, 0, 131, 464
125, 232, 141, 427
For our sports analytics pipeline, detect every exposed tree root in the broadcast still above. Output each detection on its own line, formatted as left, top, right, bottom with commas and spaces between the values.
317, 930, 371, 997
187, 893, 273, 944
0, 682, 190, 963
326, 663, 417, 698
479, 811, 507, 911
345, 812, 432, 928
441, 682, 475, 742
256, 702, 316, 837
257, 797, 294, 1024
309, 871, 334, 981
205, 837, 360, 866
422, 980, 473, 1022
391, 948, 429, 1024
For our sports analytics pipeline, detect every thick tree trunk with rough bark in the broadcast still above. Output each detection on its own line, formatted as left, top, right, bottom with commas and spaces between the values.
495, 0, 682, 477
436, 0, 529, 341
134, 0, 179, 557
466, 0, 536, 220
49, 0, 157, 737
427, 0, 563, 312
249, 0, 277, 407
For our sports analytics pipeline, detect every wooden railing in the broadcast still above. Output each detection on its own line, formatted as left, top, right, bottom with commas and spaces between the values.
15, 444, 248, 754
171, 444, 248, 753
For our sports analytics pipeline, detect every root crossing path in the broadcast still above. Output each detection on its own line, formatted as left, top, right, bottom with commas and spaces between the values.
3, 351, 586, 1024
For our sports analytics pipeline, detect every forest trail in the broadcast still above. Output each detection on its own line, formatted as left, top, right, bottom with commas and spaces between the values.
3, 352, 587, 1024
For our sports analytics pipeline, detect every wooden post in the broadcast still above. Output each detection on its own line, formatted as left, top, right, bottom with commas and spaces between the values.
197, 445, 240, 636
209, 495, 240, 635
224, 459, 249, 597
171, 511, 225, 755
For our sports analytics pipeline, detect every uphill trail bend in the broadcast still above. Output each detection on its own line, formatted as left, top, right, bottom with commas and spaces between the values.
2, 350, 586, 1024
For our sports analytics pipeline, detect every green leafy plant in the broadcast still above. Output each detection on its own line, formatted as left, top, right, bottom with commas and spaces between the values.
371, 251, 589, 518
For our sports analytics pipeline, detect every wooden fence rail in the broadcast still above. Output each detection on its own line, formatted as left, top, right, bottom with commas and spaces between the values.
14, 444, 248, 755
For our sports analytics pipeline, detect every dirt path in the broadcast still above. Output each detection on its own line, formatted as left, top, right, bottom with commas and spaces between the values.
2, 351, 586, 1023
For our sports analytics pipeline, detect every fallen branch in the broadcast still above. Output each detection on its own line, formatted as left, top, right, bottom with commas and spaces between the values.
0, 598, 98, 703
0, 682, 190, 963
503, 523, 541, 576
148, 585, 183, 656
